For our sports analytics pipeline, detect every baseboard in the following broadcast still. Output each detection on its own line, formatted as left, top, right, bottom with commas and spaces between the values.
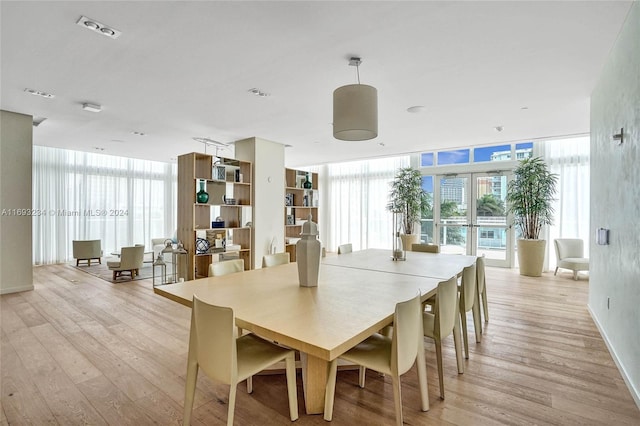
0, 283, 34, 295
588, 304, 640, 409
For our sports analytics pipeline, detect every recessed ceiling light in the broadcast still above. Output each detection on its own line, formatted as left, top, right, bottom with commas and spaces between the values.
248, 88, 270, 97
76, 15, 121, 39
24, 88, 55, 98
82, 103, 102, 112
378, 142, 385, 146
521, 106, 529, 110
132, 131, 146, 136
93, 147, 105, 151
406, 106, 426, 113
193, 137, 227, 147
494, 126, 504, 132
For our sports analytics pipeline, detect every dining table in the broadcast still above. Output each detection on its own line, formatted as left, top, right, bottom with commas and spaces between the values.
321, 248, 477, 279
154, 249, 476, 415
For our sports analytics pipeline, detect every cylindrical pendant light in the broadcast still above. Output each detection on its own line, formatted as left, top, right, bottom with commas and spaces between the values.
333, 57, 378, 141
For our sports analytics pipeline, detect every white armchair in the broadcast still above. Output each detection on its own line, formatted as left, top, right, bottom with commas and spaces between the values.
554, 239, 589, 280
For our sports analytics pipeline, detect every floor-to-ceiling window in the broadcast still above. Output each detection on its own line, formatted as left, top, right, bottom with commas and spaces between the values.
32, 146, 177, 264
313, 155, 409, 252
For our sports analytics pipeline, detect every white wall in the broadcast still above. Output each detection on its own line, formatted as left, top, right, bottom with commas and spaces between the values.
0, 110, 33, 294
235, 137, 285, 269
590, 3, 640, 406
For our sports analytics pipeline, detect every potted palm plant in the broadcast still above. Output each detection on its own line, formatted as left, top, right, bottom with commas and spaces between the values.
387, 167, 430, 251
506, 157, 558, 277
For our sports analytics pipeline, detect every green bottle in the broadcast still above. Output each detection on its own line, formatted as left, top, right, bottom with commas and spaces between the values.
196, 180, 209, 203
303, 172, 312, 189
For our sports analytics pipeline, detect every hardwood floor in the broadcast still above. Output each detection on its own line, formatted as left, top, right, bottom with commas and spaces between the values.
1, 264, 638, 425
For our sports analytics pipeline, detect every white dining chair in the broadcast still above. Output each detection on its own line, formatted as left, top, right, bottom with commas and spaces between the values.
324, 293, 428, 426
209, 259, 244, 277
459, 263, 481, 358
411, 243, 440, 253
337, 243, 352, 254
262, 252, 290, 268
476, 255, 489, 323
423, 276, 464, 399
183, 296, 298, 426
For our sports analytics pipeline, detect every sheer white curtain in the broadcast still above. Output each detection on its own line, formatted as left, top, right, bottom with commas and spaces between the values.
311, 155, 409, 252
539, 136, 590, 269
32, 146, 177, 264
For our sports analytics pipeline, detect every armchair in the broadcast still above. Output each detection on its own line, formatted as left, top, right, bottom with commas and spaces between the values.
72, 240, 102, 266
554, 239, 589, 280
107, 245, 145, 281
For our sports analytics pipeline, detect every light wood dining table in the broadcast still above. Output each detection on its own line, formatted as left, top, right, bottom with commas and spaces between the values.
322, 248, 477, 279
154, 249, 476, 415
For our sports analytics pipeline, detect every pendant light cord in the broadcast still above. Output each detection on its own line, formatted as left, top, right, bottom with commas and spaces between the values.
356, 64, 361, 84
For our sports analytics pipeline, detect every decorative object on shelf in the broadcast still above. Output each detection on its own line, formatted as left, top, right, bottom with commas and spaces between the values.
196, 179, 209, 204
195, 237, 210, 255
303, 194, 309, 206
213, 164, 226, 181
333, 56, 378, 141
285, 193, 294, 206
245, 221, 252, 228
286, 215, 295, 225
152, 253, 167, 287
303, 172, 313, 189
296, 214, 321, 287
391, 211, 406, 261
211, 220, 225, 228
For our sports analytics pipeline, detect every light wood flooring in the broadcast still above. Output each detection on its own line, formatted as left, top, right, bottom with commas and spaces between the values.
1, 264, 639, 425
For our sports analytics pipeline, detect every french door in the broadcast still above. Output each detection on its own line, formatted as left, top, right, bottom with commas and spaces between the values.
434, 172, 512, 267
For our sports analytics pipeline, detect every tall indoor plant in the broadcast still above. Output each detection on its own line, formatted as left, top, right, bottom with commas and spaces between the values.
387, 166, 430, 251
506, 157, 558, 276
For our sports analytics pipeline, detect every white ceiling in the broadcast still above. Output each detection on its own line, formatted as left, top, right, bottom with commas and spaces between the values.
0, 1, 632, 167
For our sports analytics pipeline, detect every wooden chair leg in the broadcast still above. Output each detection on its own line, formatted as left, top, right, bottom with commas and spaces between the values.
554, 267, 558, 276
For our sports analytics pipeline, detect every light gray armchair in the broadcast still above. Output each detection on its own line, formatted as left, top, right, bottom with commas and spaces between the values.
107, 245, 145, 281
554, 239, 589, 280
72, 239, 102, 266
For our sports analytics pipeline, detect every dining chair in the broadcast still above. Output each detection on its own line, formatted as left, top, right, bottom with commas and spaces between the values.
209, 259, 245, 277
459, 263, 481, 358
183, 296, 298, 426
262, 252, 290, 268
476, 255, 489, 323
554, 238, 589, 280
337, 243, 352, 254
107, 245, 144, 281
411, 243, 440, 253
423, 276, 464, 399
324, 293, 428, 426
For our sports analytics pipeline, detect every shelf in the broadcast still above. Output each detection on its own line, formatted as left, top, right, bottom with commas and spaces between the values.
179, 152, 254, 278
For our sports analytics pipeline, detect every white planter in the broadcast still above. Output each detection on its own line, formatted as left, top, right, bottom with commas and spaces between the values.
400, 234, 419, 252
517, 239, 546, 277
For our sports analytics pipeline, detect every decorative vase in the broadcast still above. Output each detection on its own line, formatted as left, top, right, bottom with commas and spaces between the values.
303, 172, 313, 189
196, 179, 209, 204
296, 214, 321, 287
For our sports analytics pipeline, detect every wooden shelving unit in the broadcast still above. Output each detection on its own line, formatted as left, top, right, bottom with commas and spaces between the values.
284, 168, 318, 262
178, 153, 253, 280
